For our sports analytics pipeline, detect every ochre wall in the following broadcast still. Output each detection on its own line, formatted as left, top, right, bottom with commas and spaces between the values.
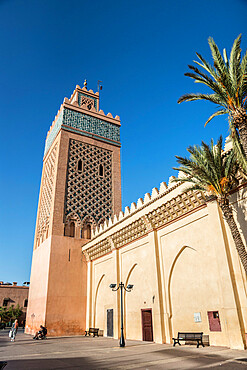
27, 112, 121, 336
26, 237, 51, 334
83, 186, 247, 350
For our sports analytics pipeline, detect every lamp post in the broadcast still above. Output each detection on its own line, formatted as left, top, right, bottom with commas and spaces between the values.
110, 282, 133, 347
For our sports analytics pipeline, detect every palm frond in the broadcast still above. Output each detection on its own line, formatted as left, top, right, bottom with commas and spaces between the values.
173, 137, 239, 199
204, 109, 227, 127
178, 93, 226, 106
195, 52, 219, 81
229, 121, 247, 178
208, 37, 234, 98
229, 34, 242, 92
223, 48, 229, 67
238, 48, 247, 103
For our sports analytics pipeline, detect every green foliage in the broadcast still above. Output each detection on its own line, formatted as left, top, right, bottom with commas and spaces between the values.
0, 305, 23, 323
172, 136, 239, 200
229, 120, 247, 178
178, 34, 247, 126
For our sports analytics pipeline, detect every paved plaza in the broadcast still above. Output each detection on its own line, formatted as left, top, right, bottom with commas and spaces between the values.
0, 330, 247, 369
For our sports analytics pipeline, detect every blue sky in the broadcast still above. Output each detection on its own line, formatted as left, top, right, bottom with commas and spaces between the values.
0, 0, 246, 284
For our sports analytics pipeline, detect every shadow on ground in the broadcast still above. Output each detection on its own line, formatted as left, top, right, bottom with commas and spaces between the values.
3, 357, 98, 369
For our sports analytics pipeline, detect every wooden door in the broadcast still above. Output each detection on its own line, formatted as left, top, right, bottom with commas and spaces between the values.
107, 309, 113, 337
207, 311, 221, 332
141, 309, 153, 341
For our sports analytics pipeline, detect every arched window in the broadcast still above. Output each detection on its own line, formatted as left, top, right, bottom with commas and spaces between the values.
87, 224, 91, 239
64, 223, 70, 236
78, 159, 83, 172
99, 164, 104, 177
70, 222, 75, 237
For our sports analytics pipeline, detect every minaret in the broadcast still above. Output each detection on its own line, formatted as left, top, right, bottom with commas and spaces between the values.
25, 82, 122, 336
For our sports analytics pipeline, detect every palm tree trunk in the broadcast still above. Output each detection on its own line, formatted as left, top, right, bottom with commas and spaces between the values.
233, 108, 247, 158
220, 200, 247, 275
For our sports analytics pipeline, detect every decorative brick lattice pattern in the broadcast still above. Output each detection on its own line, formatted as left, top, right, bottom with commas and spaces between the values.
63, 108, 120, 142
78, 92, 97, 109
147, 191, 205, 229
112, 219, 147, 249
80, 96, 95, 110
65, 139, 113, 226
36, 143, 58, 245
86, 239, 111, 260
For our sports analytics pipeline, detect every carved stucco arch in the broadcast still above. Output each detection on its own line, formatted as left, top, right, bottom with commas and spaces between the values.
65, 212, 81, 227
93, 274, 105, 327
81, 215, 97, 228
166, 245, 196, 340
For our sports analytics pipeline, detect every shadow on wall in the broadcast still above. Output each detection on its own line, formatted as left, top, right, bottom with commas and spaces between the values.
232, 188, 247, 246
167, 245, 197, 340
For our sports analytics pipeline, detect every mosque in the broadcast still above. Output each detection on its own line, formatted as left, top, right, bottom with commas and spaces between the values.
25, 82, 247, 350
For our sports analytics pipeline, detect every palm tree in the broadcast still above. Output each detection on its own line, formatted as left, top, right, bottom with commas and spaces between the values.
173, 136, 247, 275
178, 35, 247, 157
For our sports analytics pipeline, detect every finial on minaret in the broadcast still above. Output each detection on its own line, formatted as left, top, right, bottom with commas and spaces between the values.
84, 79, 87, 89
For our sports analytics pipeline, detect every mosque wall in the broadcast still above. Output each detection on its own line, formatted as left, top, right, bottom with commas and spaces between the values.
83, 182, 247, 350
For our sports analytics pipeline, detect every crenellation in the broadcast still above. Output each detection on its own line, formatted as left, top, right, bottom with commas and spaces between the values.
144, 193, 151, 203
108, 217, 113, 227
137, 198, 144, 208
159, 181, 168, 193
118, 210, 124, 220
124, 206, 130, 216
224, 135, 232, 152
130, 202, 137, 212
168, 175, 176, 187
103, 219, 109, 229
151, 187, 159, 199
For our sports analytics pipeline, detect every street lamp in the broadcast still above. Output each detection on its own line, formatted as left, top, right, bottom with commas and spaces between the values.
110, 282, 133, 347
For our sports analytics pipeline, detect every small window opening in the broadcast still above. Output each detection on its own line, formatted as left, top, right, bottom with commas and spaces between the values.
78, 159, 83, 172
24, 299, 28, 308
99, 164, 104, 177
87, 224, 91, 239
70, 222, 75, 237
3, 298, 9, 307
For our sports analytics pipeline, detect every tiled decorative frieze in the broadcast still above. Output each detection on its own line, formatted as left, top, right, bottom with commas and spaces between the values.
64, 139, 113, 226
63, 108, 120, 142
44, 110, 64, 156
44, 107, 120, 157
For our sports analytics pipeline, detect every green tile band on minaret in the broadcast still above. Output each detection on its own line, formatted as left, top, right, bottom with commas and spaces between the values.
44, 85, 121, 156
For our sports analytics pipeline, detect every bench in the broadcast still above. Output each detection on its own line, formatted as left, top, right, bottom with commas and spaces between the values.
172, 332, 204, 348
85, 328, 99, 337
